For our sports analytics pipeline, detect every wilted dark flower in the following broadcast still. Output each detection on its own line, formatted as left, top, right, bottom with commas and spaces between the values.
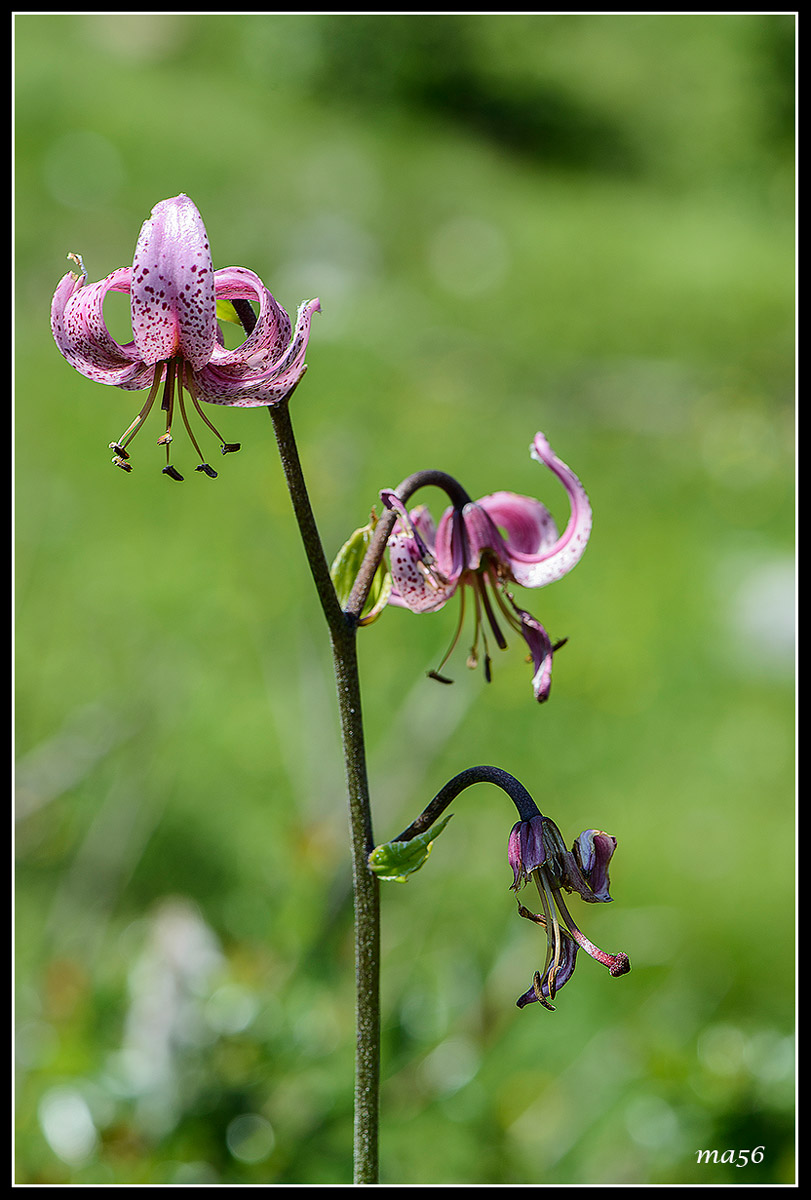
508, 812, 629, 1010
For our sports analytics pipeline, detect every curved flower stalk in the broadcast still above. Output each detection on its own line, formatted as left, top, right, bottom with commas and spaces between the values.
51, 194, 320, 479
383, 433, 592, 701
509, 814, 630, 1010
371, 766, 629, 1013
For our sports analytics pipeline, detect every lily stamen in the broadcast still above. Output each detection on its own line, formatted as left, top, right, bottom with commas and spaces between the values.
183, 364, 241, 456
174, 376, 217, 477
158, 359, 183, 479
478, 572, 508, 651
466, 583, 494, 682
109, 362, 164, 469
535, 869, 564, 997
428, 585, 467, 685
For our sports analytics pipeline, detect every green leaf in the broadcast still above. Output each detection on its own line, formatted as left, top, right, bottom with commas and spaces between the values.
367, 814, 454, 882
216, 298, 242, 326
330, 517, 392, 625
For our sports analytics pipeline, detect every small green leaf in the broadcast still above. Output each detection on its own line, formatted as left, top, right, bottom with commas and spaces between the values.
330, 517, 392, 625
367, 814, 454, 882
216, 298, 242, 325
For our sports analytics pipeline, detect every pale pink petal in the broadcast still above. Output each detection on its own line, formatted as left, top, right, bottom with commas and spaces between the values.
381, 494, 437, 561
477, 491, 559, 556
131, 194, 216, 371
408, 503, 438, 549
388, 532, 454, 613
434, 506, 473, 581
450, 502, 506, 571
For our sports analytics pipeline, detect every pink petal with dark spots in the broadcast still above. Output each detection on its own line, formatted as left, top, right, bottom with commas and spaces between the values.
130, 194, 216, 372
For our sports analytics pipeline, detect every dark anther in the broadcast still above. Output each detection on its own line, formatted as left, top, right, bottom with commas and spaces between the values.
161, 465, 184, 481
221, 443, 241, 455
427, 670, 454, 685
196, 463, 218, 478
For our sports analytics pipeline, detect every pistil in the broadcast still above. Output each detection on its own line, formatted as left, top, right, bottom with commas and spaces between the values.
552, 887, 630, 977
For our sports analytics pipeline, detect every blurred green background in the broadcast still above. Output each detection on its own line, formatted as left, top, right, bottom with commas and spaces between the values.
14, 12, 795, 1186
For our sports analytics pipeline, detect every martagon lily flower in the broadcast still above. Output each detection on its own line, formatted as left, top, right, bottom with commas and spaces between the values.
383, 433, 592, 701
50, 194, 320, 479
508, 813, 630, 1010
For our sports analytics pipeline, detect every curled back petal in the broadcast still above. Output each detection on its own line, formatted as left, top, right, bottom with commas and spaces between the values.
210, 266, 292, 367
51, 266, 152, 387
504, 433, 593, 589
194, 297, 320, 407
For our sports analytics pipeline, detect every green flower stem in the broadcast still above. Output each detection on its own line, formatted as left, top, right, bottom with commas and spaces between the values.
329, 624, 380, 1183
266, 399, 380, 1184
267, 398, 343, 627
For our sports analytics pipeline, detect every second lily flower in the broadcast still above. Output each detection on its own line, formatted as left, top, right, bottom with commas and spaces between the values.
383, 433, 592, 702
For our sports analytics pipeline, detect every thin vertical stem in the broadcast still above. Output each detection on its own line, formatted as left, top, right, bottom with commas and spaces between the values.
266, 399, 380, 1184
330, 624, 380, 1183
267, 399, 343, 627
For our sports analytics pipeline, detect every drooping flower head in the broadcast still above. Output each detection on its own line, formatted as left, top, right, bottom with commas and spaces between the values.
508, 812, 630, 1010
51, 194, 320, 479
383, 433, 592, 701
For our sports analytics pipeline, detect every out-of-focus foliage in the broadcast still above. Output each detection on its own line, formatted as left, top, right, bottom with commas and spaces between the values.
15, 13, 795, 1185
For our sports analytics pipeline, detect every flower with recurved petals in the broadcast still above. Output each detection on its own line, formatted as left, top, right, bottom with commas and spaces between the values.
508, 812, 630, 1010
51, 194, 320, 479
383, 433, 592, 701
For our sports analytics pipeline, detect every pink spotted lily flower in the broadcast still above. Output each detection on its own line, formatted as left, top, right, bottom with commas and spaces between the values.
508, 813, 630, 1010
383, 433, 592, 701
51, 194, 320, 479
